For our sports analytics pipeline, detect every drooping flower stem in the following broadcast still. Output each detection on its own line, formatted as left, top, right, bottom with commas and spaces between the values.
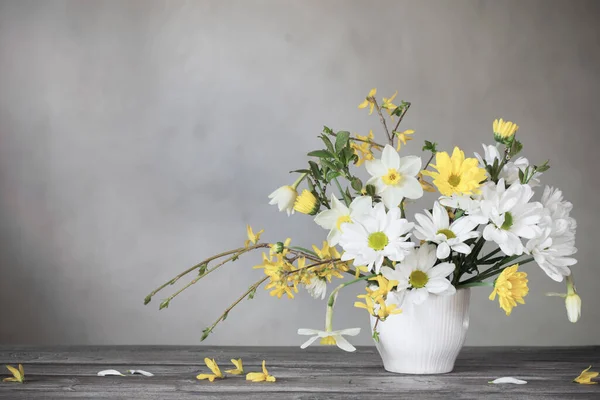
333, 176, 351, 206
325, 274, 376, 331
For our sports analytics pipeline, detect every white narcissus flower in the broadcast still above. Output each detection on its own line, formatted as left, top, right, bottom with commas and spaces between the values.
546, 275, 581, 323
313, 195, 372, 246
297, 328, 360, 352
480, 179, 544, 256
339, 202, 415, 274
268, 185, 298, 216
381, 244, 456, 311
414, 201, 480, 259
305, 276, 327, 300
365, 144, 423, 208
527, 186, 577, 281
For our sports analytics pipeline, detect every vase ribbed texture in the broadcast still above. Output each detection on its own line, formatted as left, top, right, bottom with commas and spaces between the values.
370, 288, 470, 374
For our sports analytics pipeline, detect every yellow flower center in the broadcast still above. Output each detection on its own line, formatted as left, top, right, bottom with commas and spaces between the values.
436, 228, 456, 239
336, 215, 352, 231
448, 174, 462, 187
382, 169, 403, 185
368, 232, 389, 251
409, 270, 429, 289
320, 336, 336, 346
501, 212, 513, 230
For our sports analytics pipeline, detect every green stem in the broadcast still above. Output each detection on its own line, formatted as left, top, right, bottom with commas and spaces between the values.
292, 173, 308, 189
477, 248, 502, 263
333, 176, 351, 206
457, 281, 494, 288
325, 274, 376, 331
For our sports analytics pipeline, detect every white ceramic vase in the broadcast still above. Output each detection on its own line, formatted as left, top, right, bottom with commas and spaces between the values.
370, 288, 470, 374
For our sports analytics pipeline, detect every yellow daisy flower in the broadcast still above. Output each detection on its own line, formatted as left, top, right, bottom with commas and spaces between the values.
293, 190, 319, 215
493, 118, 518, 144
358, 88, 377, 115
489, 264, 529, 316
421, 147, 487, 196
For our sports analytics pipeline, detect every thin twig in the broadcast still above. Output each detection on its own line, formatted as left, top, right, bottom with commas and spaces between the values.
392, 102, 411, 133
372, 99, 393, 145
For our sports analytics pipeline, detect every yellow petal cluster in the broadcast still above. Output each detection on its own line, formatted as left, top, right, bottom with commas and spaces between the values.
489, 264, 529, 316
246, 360, 276, 382
3, 364, 24, 383
245, 225, 264, 248
421, 147, 487, 196
358, 88, 377, 115
254, 253, 300, 299
310, 241, 349, 282
574, 366, 599, 384
381, 91, 398, 117
196, 358, 224, 382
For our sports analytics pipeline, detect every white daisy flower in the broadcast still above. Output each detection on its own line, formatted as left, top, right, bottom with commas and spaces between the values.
313, 195, 372, 246
365, 144, 423, 209
414, 201, 480, 259
339, 202, 415, 273
480, 179, 544, 256
526, 186, 577, 282
475, 144, 542, 187
439, 193, 488, 224
305, 276, 327, 300
297, 327, 360, 352
380, 244, 456, 310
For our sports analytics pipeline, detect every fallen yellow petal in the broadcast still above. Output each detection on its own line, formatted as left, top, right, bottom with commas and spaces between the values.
224, 358, 244, 375
574, 366, 599, 384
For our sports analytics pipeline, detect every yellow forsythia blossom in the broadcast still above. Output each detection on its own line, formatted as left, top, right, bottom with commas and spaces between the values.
224, 358, 244, 375
358, 88, 377, 115
574, 366, 599, 384
395, 129, 414, 151
3, 364, 24, 383
245, 225, 264, 248
196, 358, 224, 382
246, 360, 276, 383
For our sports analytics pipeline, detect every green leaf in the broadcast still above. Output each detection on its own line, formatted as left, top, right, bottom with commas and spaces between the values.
320, 159, 339, 171
518, 168, 526, 183
372, 329, 380, 343
325, 170, 341, 182
335, 131, 350, 153
198, 263, 208, 276
248, 287, 257, 300
323, 126, 334, 135
509, 140, 523, 158
307, 178, 315, 192
222, 311, 229, 321
290, 169, 310, 174
535, 160, 550, 173
308, 161, 322, 180
320, 135, 336, 153
201, 328, 211, 342
422, 140, 438, 153
159, 299, 170, 310
308, 149, 335, 159
143, 295, 152, 305
289, 246, 318, 256
351, 177, 363, 191
365, 184, 376, 196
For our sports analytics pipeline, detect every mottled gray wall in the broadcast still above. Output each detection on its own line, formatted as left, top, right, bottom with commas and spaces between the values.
0, 0, 598, 346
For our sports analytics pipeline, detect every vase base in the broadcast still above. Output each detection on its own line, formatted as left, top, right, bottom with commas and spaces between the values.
382, 363, 455, 375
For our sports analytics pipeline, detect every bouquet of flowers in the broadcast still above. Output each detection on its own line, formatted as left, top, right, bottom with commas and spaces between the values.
145, 88, 580, 352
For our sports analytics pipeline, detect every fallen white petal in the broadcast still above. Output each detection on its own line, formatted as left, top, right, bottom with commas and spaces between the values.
97, 369, 125, 377
489, 377, 527, 384
128, 369, 154, 377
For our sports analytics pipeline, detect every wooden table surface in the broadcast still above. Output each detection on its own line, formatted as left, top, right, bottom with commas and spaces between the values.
0, 346, 599, 399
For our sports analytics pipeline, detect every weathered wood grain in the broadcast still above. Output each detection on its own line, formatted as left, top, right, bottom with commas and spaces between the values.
0, 346, 598, 399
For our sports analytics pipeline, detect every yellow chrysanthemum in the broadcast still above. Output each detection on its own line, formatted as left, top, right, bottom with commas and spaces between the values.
574, 366, 599, 385
421, 147, 487, 196
294, 190, 319, 215
246, 360, 276, 383
358, 88, 377, 115
489, 264, 529, 316
245, 225, 264, 248
493, 118, 518, 144
196, 358, 224, 382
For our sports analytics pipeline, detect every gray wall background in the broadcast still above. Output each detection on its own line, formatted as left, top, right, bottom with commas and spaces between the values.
0, 0, 599, 346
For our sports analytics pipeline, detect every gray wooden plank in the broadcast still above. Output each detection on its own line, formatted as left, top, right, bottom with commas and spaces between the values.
0, 346, 598, 399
